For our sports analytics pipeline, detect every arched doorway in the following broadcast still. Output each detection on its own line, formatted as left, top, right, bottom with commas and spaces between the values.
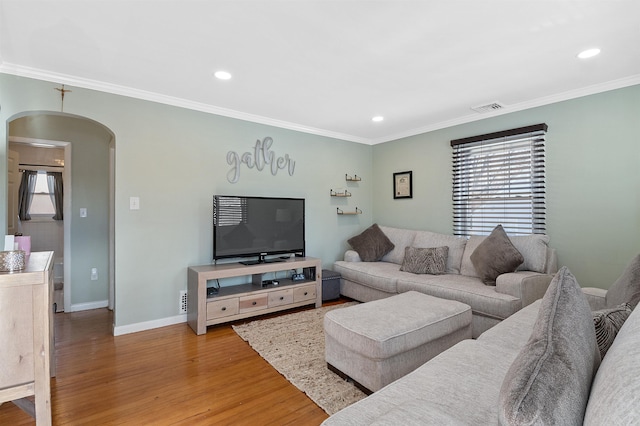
6, 111, 115, 314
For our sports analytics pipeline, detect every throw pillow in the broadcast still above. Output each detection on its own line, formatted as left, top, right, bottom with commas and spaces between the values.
347, 224, 395, 262
593, 303, 632, 359
400, 246, 449, 275
470, 225, 524, 285
498, 266, 600, 426
605, 253, 640, 310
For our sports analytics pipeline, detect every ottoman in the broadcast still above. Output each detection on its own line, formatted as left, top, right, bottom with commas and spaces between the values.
324, 291, 472, 393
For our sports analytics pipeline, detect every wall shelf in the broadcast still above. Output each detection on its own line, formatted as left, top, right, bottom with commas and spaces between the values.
337, 207, 362, 215
330, 189, 351, 197
345, 174, 362, 182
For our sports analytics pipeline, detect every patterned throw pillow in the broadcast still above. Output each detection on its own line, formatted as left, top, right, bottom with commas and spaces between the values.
593, 303, 632, 359
347, 224, 395, 262
400, 246, 449, 275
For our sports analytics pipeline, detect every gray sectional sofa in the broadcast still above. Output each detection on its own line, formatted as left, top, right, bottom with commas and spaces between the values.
334, 225, 558, 337
323, 266, 640, 425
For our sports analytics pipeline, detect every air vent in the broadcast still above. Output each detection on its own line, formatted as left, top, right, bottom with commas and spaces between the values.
471, 101, 506, 113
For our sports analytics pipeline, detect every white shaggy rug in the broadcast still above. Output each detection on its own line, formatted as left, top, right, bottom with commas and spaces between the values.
232, 303, 366, 415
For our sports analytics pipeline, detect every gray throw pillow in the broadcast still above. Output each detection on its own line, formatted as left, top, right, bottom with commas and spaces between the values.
400, 246, 449, 275
347, 224, 395, 262
470, 225, 524, 286
593, 303, 632, 359
606, 253, 640, 310
498, 266, 600, 426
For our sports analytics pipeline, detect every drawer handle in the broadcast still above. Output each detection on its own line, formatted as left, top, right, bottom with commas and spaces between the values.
304, 292, 308, 296
279, 296, 284, 301
252, 301, 257, 305
221, 307, 226, 311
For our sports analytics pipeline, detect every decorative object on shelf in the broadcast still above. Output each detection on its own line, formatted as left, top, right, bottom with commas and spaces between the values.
330, 189, 352, 197
337, 207, 362, 215
393, 170, 413, 199
345, 174, 362, 182
0, 250, 26, 272
226, 136, 296, 183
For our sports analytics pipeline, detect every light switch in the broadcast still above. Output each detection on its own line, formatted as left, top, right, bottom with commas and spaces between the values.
80, 208, 87, 217
130, 197, 140, 210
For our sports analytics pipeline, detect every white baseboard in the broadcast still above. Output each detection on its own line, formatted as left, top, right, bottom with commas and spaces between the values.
113, 313, 187, 336
67, 300, 109, 312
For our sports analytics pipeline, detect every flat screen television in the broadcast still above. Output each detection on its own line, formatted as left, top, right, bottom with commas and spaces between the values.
213, 195, 305, 264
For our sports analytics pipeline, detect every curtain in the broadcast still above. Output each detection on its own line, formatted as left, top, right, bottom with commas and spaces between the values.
47, 172, 64, 220
18, 170, 38, 221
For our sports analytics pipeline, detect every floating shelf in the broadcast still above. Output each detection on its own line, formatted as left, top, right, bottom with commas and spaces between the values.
345, 174, 362, 182
337, 207, 362, 215
330, 189, 352, 197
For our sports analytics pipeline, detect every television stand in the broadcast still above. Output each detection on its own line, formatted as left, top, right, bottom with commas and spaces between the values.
187, 256, 322, 335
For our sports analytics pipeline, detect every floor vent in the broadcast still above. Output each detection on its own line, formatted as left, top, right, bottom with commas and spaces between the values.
179, 290, 188, 314
471, 101, 506, 113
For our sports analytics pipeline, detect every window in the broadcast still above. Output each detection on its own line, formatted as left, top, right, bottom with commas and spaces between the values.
451, 124, 547, 237
30, 172, 56, 216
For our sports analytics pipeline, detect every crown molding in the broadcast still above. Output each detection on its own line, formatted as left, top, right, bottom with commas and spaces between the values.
371, 74, 640, 145
0, 62, 371, 145
2, 62, 638, 147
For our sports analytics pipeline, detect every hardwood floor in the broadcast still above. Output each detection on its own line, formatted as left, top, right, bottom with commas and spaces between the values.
0, 302, 343, 425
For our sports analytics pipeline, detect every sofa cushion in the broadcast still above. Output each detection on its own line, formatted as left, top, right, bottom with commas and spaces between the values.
379, 225, 416, 264
412, 231, 467, 274
509, 234, 550, 273
470, 225, 524, 286
593, 303, 632, 359
606, 253, 640, 309
584, 301, 640, 425
347, 224, 395, 262
498, 266, 600, 426
334, 260, 400, 294
399, 246, 448, 275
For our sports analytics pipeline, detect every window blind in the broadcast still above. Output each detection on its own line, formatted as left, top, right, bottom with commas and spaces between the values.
451, 124, 547, 237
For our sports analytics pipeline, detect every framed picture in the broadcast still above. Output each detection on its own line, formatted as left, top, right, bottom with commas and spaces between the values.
393, 171, 413, 199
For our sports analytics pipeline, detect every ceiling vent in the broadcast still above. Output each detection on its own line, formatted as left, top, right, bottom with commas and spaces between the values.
471, 101, 506, 113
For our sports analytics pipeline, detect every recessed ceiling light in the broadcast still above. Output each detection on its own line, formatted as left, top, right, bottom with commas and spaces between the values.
577, 48, 601, 59
214, 70, 232, 80
372, 116, 384, 122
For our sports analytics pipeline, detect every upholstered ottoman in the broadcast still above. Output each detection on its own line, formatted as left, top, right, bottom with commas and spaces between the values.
324, 291, 472, 393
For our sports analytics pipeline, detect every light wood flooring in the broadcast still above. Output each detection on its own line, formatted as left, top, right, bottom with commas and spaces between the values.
0, 301, 347, 425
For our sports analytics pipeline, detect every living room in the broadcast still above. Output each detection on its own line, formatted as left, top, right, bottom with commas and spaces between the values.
1, 1, 639, 423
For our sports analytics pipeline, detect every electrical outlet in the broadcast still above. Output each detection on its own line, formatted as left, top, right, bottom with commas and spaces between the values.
91, 267, 98, 281
179, 290, 188, 314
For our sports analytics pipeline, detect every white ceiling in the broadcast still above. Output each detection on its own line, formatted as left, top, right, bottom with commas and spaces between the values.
1, 1, 639, 144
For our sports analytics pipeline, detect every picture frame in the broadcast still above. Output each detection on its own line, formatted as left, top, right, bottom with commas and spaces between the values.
393, 171, 413, 199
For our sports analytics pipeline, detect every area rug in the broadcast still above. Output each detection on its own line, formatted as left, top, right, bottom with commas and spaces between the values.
232, 303, 366, 415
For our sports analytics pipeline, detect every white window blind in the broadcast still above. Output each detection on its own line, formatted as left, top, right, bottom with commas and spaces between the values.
451, 124, 547, 237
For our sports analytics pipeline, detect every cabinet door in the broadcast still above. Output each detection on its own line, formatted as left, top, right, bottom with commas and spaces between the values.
268, 289, 293, 307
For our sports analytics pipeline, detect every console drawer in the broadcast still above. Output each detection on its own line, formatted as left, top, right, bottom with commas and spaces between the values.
207, 298, 239, 320
239, 294, 268, 313
268, 288, 294, 307
294, 284, 316, 302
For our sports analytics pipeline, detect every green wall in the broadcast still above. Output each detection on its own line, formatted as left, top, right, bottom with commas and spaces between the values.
3, 72, 638, 332
373, 84, 640, 289
1, 74, 372, 331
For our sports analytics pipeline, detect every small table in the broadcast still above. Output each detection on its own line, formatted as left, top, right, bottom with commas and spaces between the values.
324, 291, 472, 393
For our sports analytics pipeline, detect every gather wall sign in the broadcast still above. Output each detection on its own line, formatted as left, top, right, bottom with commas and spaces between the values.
226, 137, 296, 183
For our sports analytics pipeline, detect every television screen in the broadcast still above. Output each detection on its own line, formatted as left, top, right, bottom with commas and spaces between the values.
213, 195, 305, 263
